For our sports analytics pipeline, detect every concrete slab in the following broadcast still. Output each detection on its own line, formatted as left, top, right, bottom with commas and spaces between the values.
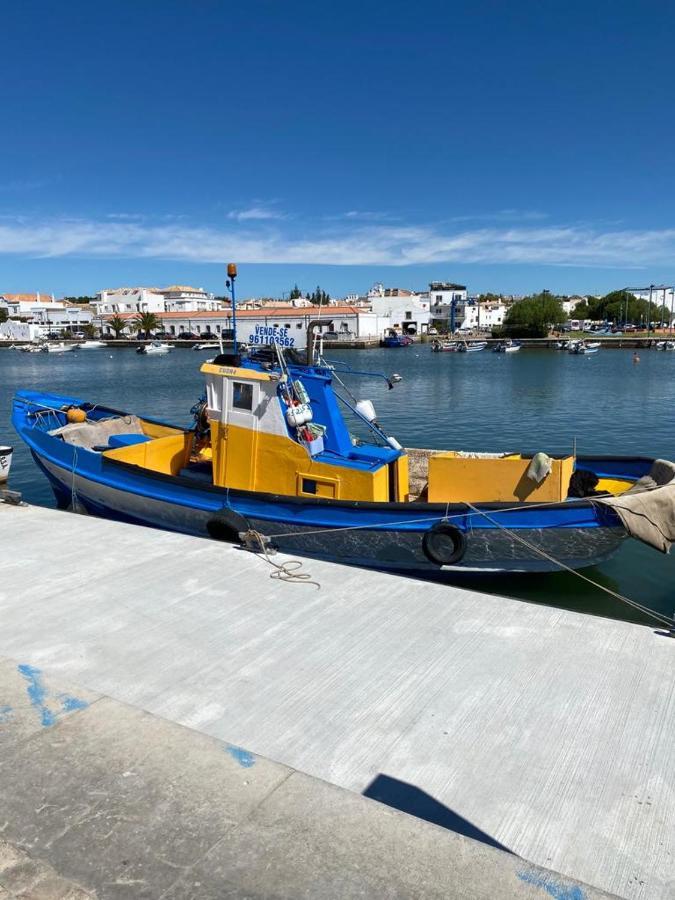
0, 654, 610, 900
0, 502, 673, 898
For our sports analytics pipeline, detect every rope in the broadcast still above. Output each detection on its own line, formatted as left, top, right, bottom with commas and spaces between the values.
464, 502, 675, 629
242, 530, 321, 590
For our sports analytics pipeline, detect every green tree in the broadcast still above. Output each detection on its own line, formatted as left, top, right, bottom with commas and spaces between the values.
82, 322, 98, 338
503, 293, 567, 337
290, 284, 302, 300
587, 290, 662, 328
134, 312, 160, 338
107, 315, 128, 338
309, 285, 330, 305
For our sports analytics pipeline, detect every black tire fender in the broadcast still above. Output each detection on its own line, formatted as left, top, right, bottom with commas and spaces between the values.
422, 523, 467, 566
206, 509, 250, 543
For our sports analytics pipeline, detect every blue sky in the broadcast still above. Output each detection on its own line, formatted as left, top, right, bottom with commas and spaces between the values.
2, 0, 675, 298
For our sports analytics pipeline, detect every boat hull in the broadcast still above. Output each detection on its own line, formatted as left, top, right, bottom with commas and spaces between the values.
28, 449, 626, 576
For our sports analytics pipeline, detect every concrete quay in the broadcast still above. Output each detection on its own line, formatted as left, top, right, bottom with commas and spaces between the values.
0, 655, 610, 900
0, 501, 673, 898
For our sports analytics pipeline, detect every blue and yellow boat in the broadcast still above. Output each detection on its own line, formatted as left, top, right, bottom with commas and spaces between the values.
11, 319, 674, 575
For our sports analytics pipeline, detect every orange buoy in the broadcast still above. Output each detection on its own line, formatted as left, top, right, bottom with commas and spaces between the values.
66, 407, 87, 424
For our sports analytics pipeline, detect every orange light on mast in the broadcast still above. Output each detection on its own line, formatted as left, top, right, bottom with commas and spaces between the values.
227, 263, 237, 278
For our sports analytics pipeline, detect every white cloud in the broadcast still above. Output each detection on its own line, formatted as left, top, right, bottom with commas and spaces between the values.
105, 212, 145, 220
226, 205, 286, 221
0, 215, 674, 269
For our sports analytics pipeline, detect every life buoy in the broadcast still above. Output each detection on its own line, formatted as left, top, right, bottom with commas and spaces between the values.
206, 509, 250, 543
422, 523, 467, 566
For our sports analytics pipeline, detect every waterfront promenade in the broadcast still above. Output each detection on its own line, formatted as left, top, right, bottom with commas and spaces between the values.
0, 500, 673, 898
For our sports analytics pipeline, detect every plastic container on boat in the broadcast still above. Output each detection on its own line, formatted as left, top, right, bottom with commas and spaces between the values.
300, 435, 324, 457
0, 446, 13, 483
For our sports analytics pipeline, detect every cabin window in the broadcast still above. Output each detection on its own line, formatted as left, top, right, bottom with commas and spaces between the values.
232, 382, 253, 411
302, 478, 317, 494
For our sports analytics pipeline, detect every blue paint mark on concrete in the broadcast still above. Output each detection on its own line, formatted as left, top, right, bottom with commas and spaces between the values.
517, 869, 586, 900
17, 664, 88, 728
226, 744, 256, 768
0, 705, 13, 723
58, 693, 89, 713
18, 664, 55, 726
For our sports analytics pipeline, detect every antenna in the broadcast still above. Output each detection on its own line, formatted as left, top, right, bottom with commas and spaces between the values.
227, 263, 238, 353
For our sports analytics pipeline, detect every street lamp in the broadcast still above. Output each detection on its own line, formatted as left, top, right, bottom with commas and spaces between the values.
226, 263, 238, 352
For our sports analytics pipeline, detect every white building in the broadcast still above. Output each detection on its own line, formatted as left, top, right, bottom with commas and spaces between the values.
160, 285, 222, 312
94, 288, 166, 315
0, 321, 45, 342
428, 281, 469, 328
0, 293, 92, 329
456, 299, 507, 331
367, 287, 431, 334
94, 285, 225, 315
101, 306, 388, 345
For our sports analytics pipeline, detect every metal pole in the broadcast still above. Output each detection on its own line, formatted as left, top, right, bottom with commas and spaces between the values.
227, 263, 238, 352
648, 283, 654, 335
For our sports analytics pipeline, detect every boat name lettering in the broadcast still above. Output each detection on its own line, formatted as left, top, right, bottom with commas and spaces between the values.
248, 325, 295, 348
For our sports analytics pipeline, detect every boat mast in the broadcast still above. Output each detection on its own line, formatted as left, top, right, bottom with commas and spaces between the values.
227, 263, 238, 353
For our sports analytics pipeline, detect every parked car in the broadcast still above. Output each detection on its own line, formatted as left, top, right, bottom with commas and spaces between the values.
153, 331, 172, 339
322, 331, 339, 340
71, 332, 85, 339
177, 331, 199, 340
428, 326, 438, 335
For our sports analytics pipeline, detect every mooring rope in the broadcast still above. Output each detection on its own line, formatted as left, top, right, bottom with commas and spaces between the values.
464, 502, 675, 629
242, 529, 321, 590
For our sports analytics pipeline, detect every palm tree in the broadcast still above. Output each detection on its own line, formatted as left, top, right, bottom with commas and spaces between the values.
134, 312, 160, 339
107, 315, 128, 339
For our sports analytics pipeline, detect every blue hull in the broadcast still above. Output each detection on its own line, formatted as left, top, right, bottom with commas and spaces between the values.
12, 389, 636, 574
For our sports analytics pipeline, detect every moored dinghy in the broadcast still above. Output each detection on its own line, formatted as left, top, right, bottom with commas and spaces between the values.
136, 341, 173, 355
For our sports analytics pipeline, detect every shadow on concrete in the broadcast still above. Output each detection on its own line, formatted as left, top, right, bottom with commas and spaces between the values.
363, 773, 513, 854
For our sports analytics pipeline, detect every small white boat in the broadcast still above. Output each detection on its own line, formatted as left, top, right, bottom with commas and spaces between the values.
137, 341, 173, 355
570, 341, 599, 355
43, 342, 76, 353
431, 339, 461, 352
0, 445, 12, 483
193, 341, 221, 352
78, 340, 107, 350
493, 340, 521, 353
655, 340, 675, 350
458, 341, 488, 353
18, 343, 45, 353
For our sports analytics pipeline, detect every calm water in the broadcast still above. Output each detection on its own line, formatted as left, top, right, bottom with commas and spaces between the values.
1, 344, 674, 625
